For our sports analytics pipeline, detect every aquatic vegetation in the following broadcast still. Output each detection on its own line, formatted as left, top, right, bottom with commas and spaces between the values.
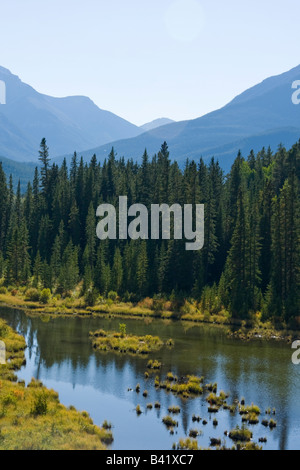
239, 404, 261, 416
229, 426, 253, 442
157, 374, 203, 398
247, 414, 260, 425
175, 438, 199, 450
166, 372, 176, 382
90, 329, 164, 355
143, 390, 148, 398
269, 419, 277, 429
192, 415, 201, 423
206, 383, 218, 393
208, 406, 219, 413
136, 405, 142, 415
102, 420, 112, 430
240, 442, 262, 451
162, 416, 178, 427
210, 438, 221, 447
213, 419, 218, 427
154, 402, 161, 409
206, 392, 228, 408
189, 429, 199, 438
136, 384, 141, 393
147, 360, 161, 370
146, 403, 153, 410
144, 372, 149, 379
168, 406, 181, 414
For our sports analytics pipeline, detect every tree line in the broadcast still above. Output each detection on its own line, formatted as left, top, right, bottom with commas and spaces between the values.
0, 138, 299, 323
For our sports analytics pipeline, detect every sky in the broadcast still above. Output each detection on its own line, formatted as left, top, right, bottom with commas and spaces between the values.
0, 0, 300, 126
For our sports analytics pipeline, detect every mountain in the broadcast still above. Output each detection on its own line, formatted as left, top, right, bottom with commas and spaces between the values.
140, 118, 175, 132
0, 66, 143, 162
0, 155, 36, 192
70, 65, 300, 172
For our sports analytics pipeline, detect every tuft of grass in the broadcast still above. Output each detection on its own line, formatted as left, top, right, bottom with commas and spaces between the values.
147, 360, 161, 370
162, 416, 178, 428
269, 419, 277, 429
229, 426, 253, 442
168, 405, 181, 414
175, 438, 199, 450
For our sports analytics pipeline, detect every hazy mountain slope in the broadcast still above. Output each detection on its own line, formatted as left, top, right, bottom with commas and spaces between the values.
0, 66, 142, 161
72, 64, 300, 168
0, 155, 36, 191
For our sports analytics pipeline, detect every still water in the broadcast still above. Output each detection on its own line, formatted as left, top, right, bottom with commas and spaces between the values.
0, 306, 299, 450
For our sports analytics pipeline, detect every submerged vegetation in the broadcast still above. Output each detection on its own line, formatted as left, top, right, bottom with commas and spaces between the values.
0, 319, 113, 450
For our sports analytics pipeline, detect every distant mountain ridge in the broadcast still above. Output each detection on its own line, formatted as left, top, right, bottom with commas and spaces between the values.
0, 66, 143, 161
1, 64, 300, 176
64, 64, 300, 172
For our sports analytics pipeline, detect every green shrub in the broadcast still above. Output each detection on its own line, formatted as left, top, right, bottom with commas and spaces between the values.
31, 391, 48, 416
119, 324, 127, 337
108, 291, 118, 302
0, 286, 7, 294
25, 288, 40, 302
40, 288, 51, 304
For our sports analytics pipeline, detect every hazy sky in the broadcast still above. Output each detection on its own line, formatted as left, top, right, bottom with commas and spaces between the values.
1, 0, 299, 125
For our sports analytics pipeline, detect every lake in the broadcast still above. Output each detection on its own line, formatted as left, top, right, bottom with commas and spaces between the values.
0, 306, 299, 450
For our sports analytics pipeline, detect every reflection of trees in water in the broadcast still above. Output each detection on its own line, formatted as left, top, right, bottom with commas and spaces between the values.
0, 307, 294, 449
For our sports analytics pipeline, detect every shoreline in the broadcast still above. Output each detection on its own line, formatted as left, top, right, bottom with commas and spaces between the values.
0, 317, 113, 450
0, 293, 297, 344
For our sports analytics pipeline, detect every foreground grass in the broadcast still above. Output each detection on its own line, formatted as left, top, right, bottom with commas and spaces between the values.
0, 319, 113, 450
90, 329, 167, 355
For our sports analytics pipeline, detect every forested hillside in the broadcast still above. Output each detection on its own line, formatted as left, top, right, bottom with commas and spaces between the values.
0, 139, 299, 323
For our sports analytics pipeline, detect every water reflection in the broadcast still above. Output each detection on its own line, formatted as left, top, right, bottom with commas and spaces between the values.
0, 306, 299, 450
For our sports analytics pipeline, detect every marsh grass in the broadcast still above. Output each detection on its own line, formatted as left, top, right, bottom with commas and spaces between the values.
158, 374, 204, 398
90, 329, 165, 356
162, 416, 178, 428
168, 406, 181, 414
229, 426, 253, 442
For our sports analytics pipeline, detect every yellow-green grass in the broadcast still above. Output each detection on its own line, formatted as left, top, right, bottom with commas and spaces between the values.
0, 291, 295, 344
158, 374, 204, 398
0, 319, 113, 450
90, 329, 166, 356
229, 426, 253, 442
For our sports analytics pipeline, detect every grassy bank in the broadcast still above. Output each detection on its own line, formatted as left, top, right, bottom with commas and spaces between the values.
0, 318, 113, 450
0, 290, 297, 344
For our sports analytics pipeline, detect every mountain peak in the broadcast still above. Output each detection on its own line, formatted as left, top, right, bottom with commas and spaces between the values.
140, 118, 175, 132
0, 66, 143, 161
